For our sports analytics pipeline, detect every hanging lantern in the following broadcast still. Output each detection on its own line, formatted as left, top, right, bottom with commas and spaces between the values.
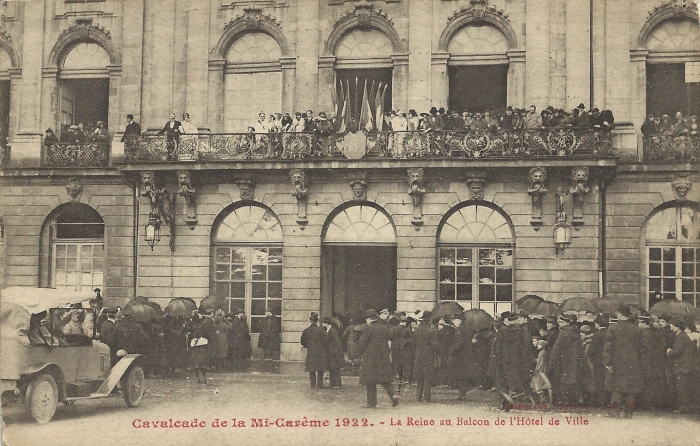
553, 211, 572, 256
144, 211, 161, 250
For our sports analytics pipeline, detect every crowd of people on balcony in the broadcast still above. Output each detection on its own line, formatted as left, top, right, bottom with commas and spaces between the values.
44, 121, 112, 147
642, 111, 699, 137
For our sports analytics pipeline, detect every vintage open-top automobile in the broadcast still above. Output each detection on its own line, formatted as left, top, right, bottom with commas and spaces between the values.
1, 287, 145, 424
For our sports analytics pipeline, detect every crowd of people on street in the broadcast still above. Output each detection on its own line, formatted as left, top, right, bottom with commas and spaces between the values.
641, 111, 699, 136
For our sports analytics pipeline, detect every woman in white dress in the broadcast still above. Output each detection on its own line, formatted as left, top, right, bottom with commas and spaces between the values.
253, 112, 268, 133
181, 113, 198, 133
292, 112, 306, 133
391, 110, 408, 155
179, 113, 199, 159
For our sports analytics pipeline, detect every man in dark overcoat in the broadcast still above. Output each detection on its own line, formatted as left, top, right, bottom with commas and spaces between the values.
587, 315, 609, 404
322, 316, 345, 389
603, 305, 643, 418
447, 313, 472, 401
257, 309, 281, 361
549, 314, 585, 405
301, 312, 327, 388
229, 309, 252, 369
437, 318, 455, 386
667, 318, 695, 414
355, 309, 399, 408
413, 311, 439, 402
389, 316, 405, 378
399, 317, 416, 385
490, 312, 535, 410
637, 315, 666, 411
112, 307, 150, 359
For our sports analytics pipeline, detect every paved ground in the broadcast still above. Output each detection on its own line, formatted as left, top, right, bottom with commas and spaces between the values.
2, 363, 699, 446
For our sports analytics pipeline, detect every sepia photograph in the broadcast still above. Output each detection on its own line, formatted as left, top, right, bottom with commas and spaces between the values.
0, 0, 699, 445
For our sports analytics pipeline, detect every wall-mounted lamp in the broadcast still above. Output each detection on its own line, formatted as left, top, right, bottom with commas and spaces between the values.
554, 186, 571, 257
144, 211, 162, 250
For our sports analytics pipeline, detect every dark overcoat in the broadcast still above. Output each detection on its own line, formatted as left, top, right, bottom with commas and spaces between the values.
549, 325, 585, 385
490, 324, 534, 390
257, 316, 281, 350
667, 331, 695, 375
638, 328, 666, 379
412, 323, 439, 384
468, 329, 492, 383
587, 327, 607, 391
229, 317, 252, 360
447, 324, 471, 381
301, 323, 327, 372
325, 326, 346, 371
356, 320, 394, 385
400, 326, 415, 373
603, 319, 642, 393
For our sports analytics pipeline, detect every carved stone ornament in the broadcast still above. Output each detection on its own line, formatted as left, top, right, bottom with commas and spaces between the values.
527, 167, 547, 227
569, 167, 590, 227
448, 1, 508, 23
290, 169, 308, 227
225, 8, 280, 31
407, 168, 426, 226
671, 174, 692, 201
177, 170, 197, 229
349, 179, 368, 202
65, 177, 83, 202
649, 0, 695, 18
59, 19, 111, 40
466, 173, 487, 201
236, 179, 256, 201
338, 0, 392, 27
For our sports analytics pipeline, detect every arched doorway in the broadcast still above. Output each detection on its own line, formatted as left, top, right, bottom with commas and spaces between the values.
39, 203, 105, 292
321, 203, 397, 318
224, 33, 283, 132
210, 204, 283, 345
447, 25, 509, 113
437, 203, 515, 318
58, 42, 111, 138
645, 202, 700, 308
645, 19, 700, 118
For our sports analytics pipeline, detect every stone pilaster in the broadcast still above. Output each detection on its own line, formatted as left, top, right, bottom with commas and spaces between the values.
391, 54, 409, 112
7, 68, 21, 144
317, 56, 336, 116
604, 0, 631, 120
430, 53, 449, 109
525, 0, 550, 109
565, 0, 591, 110
207, 59, 225, 133
185, 1, 210, 124
281, 57, 297, 116
408, 0, 431, 111
630, 49, 649, 159
549, 0, 566, 109
18, 0, 44, 135
295, 1, 319, 111
120, 0, 145, 124
507, 50, 526, 109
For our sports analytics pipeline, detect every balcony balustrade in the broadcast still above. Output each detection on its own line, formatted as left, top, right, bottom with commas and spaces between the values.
122, 128, 614, 163
43, 142, 111, 168
643, 134, 700, 162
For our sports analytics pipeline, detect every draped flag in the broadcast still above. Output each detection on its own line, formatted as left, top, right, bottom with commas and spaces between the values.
359, 80, 373, 131
374, 82, 386, 131
337, 82, 348, 134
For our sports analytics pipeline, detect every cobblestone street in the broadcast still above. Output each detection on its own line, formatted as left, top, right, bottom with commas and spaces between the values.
3, 363, 699, 446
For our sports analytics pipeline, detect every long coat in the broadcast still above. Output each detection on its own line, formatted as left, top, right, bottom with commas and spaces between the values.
301, 323, 327, 372
667, 331, 695, 374
211, 321, 229, 359
587, 327, 607, 392
324, 326, 345, 371
447, 324, 471, 381
549, 325, 585, 385
229, 317, 252, 360
490, 324, 534, 391
413, 323, 439, 384
257, 316, 281, 350
356, 320, 394, 385
638, 328, 666, 379
603, 319, 642, 393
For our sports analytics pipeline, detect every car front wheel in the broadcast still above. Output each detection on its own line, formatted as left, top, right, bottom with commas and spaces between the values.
122, 366, 145, 408
27, 373, 58, 424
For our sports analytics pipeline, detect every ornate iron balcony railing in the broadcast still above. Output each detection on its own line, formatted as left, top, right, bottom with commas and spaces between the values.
123, 128, 614, 163
43, 142, 111, 168
643, 134, 700, 162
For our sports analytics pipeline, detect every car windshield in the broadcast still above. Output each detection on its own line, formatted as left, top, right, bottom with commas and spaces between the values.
24, 308, 97, 347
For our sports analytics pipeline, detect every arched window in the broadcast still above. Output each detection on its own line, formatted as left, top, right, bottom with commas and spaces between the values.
224, 33, 283, 132
49, 203, 104, 292
58, 42, 111, 134
646, 203, 700, 308
645, 19, 700, 118
211, 204, 282, 333
437, 204, 514, 317
323, 204, 396, 244
447, 25, 509, 113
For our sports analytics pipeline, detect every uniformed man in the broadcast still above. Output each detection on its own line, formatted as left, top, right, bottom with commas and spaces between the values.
62, 310, 85, 336
112, 307, 150, 364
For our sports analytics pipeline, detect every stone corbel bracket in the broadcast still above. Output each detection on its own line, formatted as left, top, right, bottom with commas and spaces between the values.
465, 170, 487, 201
569, 167, 590, 229
407, 168, 426, 226
66, 177, 83, 202
177, 170, 197, 230
236, 178, 256, 201
290, 169, 308, 227
349, 172, 368, 202
527, 167, 547, 229
671, 173, 692, 201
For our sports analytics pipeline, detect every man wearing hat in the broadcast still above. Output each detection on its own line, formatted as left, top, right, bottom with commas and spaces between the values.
549, 314, 585, 405
322, 317, 345, 389
603, 304, 642, 418
301, 312, 327, 388
447, 313, 473, 401
229, 309, 252, 370
112, 307, 149, 366
399, 315, 416, 386
587, 315, 609, 404
413, 311, 439, 402
121, 113, 141, 143
637, 315, 665, 412
491, 311, 535, 411
98, 307, 119, 346
667, 318, 694, 413
390, 314, 406, 379
355, 309, 399, 408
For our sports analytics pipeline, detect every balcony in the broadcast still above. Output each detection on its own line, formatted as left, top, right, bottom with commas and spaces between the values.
643, 134, 700, 162
43, 142, 110, 168
121, 128, 614, 164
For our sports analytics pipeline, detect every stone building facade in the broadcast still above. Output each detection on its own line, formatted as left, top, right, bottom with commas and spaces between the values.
0, 0, 698, 360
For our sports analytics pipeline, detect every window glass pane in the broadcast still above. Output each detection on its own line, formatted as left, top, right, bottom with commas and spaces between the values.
67, 245, 78, 257
250, 317, 265, 334
647, 208, 678, 241
479, 285, 495, 301
232, 248, 247, 264
682, 279, 695, 292
682, 263, 695, 277
231, 282, 245, 298
268, 300, 282, 315
649, 263, 661, 276
215, 282, 230, 297
440, 248, 455, 265
251, 299, 266, 315
251, 266, 266, 281
496, 268, 512, 284
456, 266, 472, 283
663, 248, 675, 261
231, 266, 246, 281
217, 248, 231, 264
440, 283, 455, 300
456, 284, 472, 301
663, 278, 676, 292
496, 285, 512, 302
268, 282, 282, 299
66, 258, 77, 270
81, 257, 92, 271
479, 267, 495, 284
682, 248, 695, 262
228, 299, 245, 314
268, 265, 282, 281
440, 266, 455, 283
663, 262, 675, 277
252, 282, 266, 298
456, 249, 472, 264
649, 248, 661, 261
93, 255, 103, 271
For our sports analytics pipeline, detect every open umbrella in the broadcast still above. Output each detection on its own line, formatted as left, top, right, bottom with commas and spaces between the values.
164, 297, 198, 318
462, 308, 494, 333
125, 296, 162, 313
431, 301, 465, 319
198, 295, 228, 314
516, 294, 544, 313
130, 303, 162, 322
531, 300, 560, 316
594, 297, 622, 314
560, 297, 600, 314
649, 299, 700, 323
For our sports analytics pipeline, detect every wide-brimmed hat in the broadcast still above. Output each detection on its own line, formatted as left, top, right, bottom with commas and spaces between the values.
420, 310, 433, 321
364, 309, 379, 319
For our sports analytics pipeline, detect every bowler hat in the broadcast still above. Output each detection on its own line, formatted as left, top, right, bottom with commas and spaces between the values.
618, 304, 633, 318
104, 307, 118, 315
121, 307, 134, 317
421, 310, 433, 321
310, 312, 319, 322
558, 313, 576, 323
451, 313, 464, 321
321, 316, 333, 325
126, 114, 134, 119
364, 309, 379, 319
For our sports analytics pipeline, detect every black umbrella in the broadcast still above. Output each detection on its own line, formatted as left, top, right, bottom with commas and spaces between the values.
560, 297, 600, 314
164, 297, 198, 318
516, 294, 544, 313
462, 308, 494, 333
129, 303, 162, 322
198, 295, 228, 313
125, 296, 162, 313
649, 299, 700, 323
431, 301, 465, 319
532, 300, 560, 316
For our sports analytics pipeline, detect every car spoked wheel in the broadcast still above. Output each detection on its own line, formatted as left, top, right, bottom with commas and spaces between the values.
123, 366, 145, 408
27, 373, 58, 424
